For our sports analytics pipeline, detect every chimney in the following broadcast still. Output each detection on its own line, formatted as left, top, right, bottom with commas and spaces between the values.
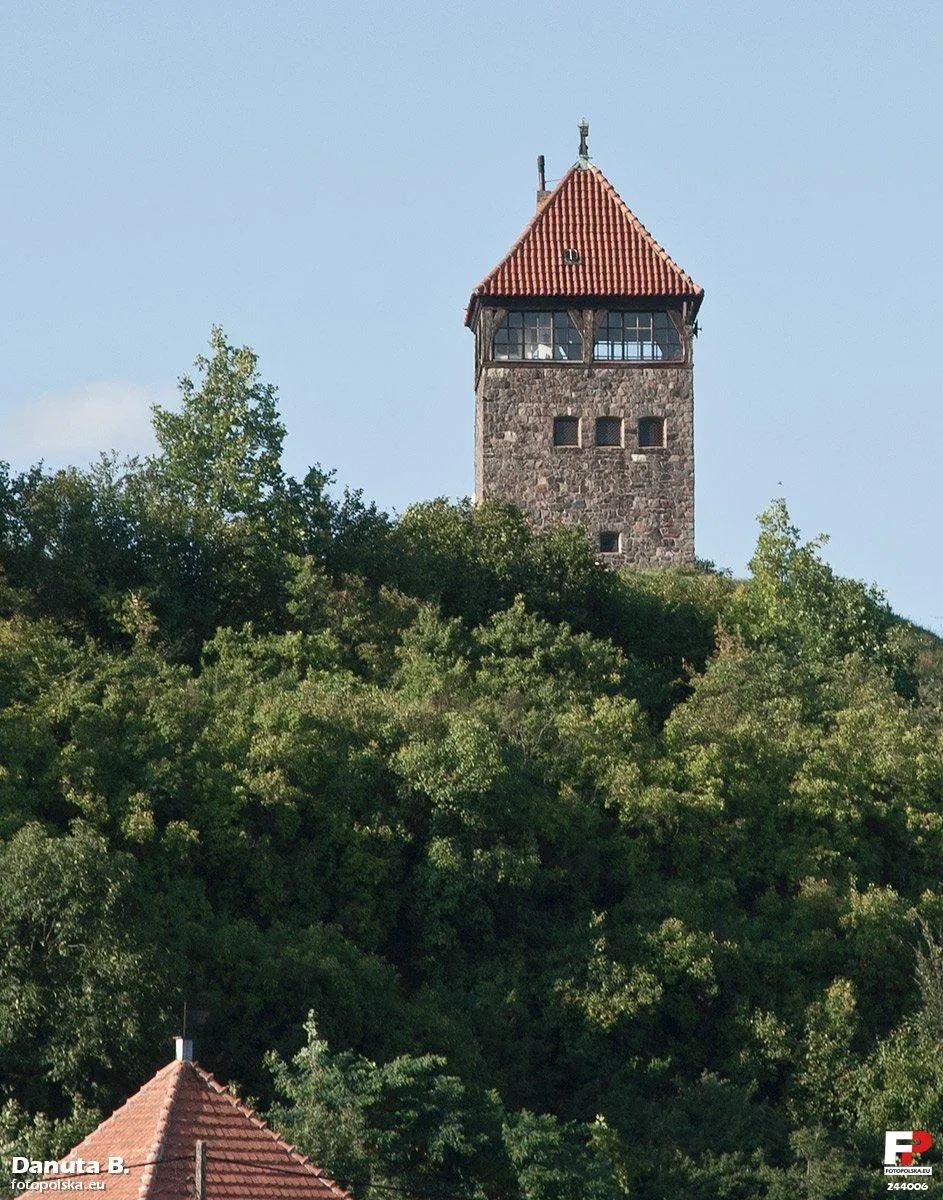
175, 1035, 194, 1062
536, 155, 550, 211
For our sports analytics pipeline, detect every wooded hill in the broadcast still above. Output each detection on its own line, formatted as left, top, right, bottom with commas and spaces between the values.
2, 330, 942, 1199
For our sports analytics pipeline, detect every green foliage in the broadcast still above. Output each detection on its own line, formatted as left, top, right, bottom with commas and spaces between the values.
4, 335, 943, 1198
0, 458, 141, 640
0, 1098, 99, 1197
386, 499, 721, 714
0, 330, 389, 658
0, 823, 163, 1110
268, 1020, 619, 1200
150, 326, 287, 518
730, 498, 911, 687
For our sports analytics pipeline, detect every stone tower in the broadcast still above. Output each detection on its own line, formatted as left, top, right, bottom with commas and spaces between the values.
466, 126, 703, 566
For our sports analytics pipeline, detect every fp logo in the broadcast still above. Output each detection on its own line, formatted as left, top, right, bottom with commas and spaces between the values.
885, 1130, 933, 1166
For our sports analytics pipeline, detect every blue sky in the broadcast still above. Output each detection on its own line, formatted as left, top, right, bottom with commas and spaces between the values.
2, 2, 941, 627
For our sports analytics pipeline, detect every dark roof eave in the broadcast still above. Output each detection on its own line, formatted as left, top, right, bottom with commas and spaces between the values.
466, 288, 705, 328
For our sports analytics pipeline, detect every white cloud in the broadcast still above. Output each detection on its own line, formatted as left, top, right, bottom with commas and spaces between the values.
4, 381, 173, 468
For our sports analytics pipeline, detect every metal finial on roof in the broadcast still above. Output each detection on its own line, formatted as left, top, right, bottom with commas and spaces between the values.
578, 119, 589, 166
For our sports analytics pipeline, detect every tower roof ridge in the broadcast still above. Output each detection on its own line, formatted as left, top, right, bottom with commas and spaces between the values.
465, 161, 702, 325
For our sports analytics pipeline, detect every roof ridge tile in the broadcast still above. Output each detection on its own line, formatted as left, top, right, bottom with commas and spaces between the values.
138, 1061, 187, 1200
189, 1064, 352, 1198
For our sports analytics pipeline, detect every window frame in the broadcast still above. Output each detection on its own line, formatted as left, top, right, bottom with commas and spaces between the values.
492, 309, 584, 363
553, 416, 581, 447
595, 416, 623, 448
637, 416, 667, 449
592, 310, 683, 363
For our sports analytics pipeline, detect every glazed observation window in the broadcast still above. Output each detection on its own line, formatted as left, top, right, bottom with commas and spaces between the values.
493, 311, 583, 361
593, 312, 681, 361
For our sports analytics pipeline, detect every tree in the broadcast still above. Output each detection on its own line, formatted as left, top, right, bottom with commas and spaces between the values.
149, 325, 288, 520
268, 1018, 620, 1200
0, 823, 164, 1111
268, 1017, 511, 1200
730, 499, 908, 685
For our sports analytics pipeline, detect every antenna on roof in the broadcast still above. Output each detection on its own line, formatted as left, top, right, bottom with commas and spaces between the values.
578, 119, 589, 167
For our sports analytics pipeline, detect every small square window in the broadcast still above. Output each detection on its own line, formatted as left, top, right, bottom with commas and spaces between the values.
638, 416, 666, 448
553, 416, 580, 446
596, 416, 622, 446
599, 531, 620, 554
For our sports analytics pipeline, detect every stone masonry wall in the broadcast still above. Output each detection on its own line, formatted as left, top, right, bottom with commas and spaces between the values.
475, 363, 694, 566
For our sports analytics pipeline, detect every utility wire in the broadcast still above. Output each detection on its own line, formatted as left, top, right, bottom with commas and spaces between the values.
217, 1157, 484, 1200
41, 1153, 475, 1200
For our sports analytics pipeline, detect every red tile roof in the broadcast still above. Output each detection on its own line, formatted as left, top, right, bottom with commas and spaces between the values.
51, 1059, 352, 1200
466, 164, 703, 325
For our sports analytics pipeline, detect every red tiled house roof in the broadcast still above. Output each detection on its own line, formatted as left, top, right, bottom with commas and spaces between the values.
466, 163, 703, 324
54, 1058, 351, 1200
